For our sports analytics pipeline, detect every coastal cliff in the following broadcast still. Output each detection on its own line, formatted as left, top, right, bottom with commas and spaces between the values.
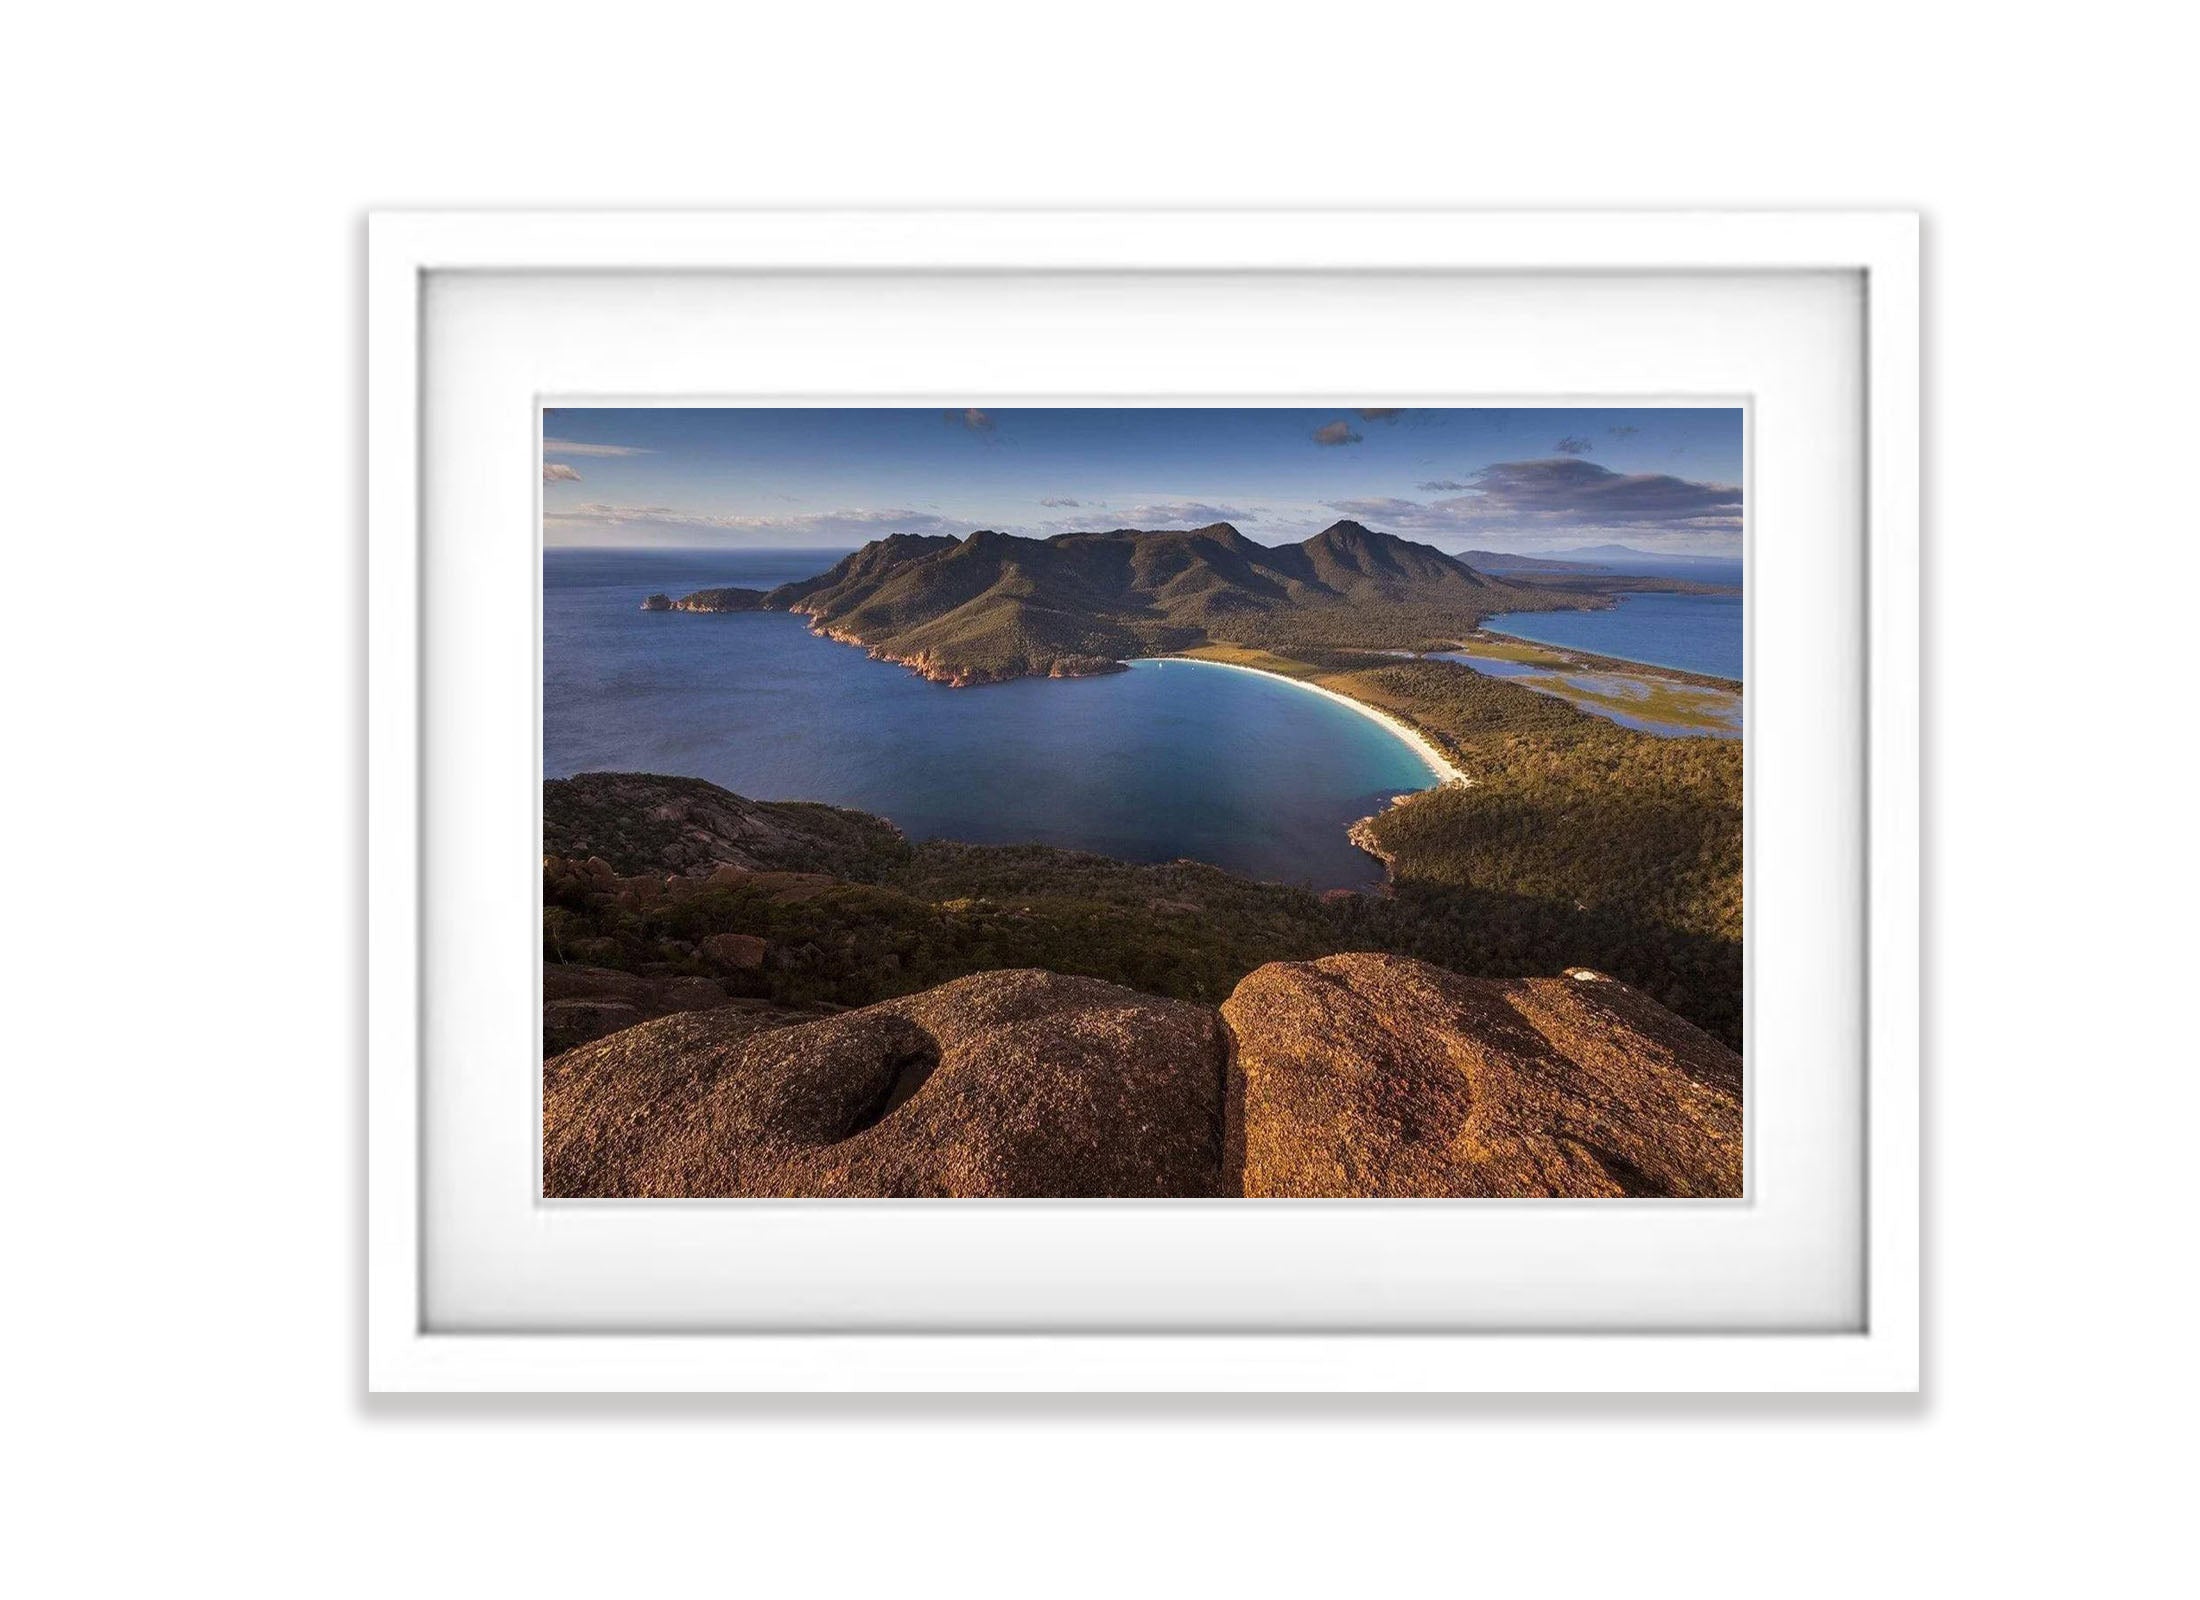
808, 622, 1124, 687
668, 586, 768, 612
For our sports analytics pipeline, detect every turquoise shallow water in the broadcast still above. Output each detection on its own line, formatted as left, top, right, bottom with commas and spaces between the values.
545, 549, 1438, 889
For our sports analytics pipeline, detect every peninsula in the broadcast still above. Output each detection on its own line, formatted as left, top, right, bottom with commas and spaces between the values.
659, 521, 1615, 686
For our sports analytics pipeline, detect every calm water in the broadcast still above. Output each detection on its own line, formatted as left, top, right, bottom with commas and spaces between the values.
545, 548, 1439, 889
1483, 558, 1743, 680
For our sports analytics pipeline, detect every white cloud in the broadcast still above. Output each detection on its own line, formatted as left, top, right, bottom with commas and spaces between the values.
543, 462, 582, 483
1324, 458, 1743, 552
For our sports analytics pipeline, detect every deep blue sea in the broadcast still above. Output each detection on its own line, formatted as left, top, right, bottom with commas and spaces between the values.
1482, 558, 1744, 681
545, 548, 1441, 889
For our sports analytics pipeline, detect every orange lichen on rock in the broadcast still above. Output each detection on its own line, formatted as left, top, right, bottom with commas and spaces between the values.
1220, 953, 1741, 1198
545, 969, 1227, 1198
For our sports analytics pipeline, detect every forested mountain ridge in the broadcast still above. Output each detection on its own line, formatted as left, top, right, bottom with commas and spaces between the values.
661, 521, 1603, 684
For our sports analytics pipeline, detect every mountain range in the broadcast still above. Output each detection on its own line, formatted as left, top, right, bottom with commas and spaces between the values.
669, 520, 1593, 684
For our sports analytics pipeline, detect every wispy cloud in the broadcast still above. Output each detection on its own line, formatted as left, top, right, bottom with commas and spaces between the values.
542, 437, 653, 458
1415, 479, 1469, 492
1311, 420, 1362, 447
1325, 456, 1742, 549
543, 462, 582, 483
1111, 501, 1255, 526
1553, 435, 1593, 455
545, 503, 965, 540
1038, 496, 1080, 507
1324, 497, 1422, 519
1607, 424, 1641, 438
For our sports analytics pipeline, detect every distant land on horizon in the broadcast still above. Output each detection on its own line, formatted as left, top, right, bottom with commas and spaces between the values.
1450, 548, 1604, 573
1542, 543, 1739, 564
600, 538, 1734, 569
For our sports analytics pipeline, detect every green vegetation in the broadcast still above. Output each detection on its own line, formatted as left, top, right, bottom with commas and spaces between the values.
1304, 656, 1742, 1041
1166, 648, 1740, 1037
1431, 635, 1574, 667
1513, 672, 1741, 733
545, 844, 1346, 1010
545, 651, 1744, 1044
683, 521, 1607, 683
572, 526, 1744, 1048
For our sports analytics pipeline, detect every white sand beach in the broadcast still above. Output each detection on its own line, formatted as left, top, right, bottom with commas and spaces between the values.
1134, 657, 1468, 787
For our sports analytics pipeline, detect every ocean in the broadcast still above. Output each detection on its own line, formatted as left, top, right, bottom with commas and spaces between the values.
1481, 557, 1744, 681
544, 548, 1439, 890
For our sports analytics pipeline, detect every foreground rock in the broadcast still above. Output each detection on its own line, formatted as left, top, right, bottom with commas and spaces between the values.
542, 964, 737, 1055
1221, 953, 1741, 1198
545, 953, 1742, 1199
544, 969, 1227, 1198
544, 772, 907, 879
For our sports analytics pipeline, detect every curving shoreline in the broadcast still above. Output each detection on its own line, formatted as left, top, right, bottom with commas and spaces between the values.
1132, 657, 1468, 788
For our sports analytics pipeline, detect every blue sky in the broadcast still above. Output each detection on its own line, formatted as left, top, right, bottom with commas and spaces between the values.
542, 406, 1744, 554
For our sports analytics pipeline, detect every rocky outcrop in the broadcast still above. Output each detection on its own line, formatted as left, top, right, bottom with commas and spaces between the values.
542, 963, 759, 1055
669, 586, 767, 613
544, 953, 1742, 1199
1221, 953, 1741, 1198
799, 626, 1127, 688
544, 969, 1228, 1198
700, 931, 768, 971
544, 772, 908, 879
639, 592, 673, 612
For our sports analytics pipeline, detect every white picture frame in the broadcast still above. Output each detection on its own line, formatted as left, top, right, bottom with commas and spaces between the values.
368, 210, 1918, 1392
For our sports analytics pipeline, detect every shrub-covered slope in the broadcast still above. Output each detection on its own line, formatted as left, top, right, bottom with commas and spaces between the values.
656, 521, 1599, 684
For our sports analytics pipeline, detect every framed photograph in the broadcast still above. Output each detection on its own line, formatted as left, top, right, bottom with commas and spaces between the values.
368, 211, 1917, 1391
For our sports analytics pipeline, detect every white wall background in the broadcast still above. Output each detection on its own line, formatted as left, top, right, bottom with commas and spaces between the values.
4, 3, 2189, 1594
